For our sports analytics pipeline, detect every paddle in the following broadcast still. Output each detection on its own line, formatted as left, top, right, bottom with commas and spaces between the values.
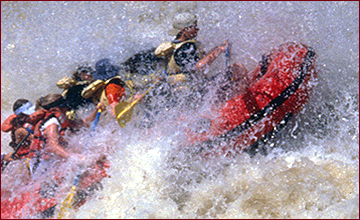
1, 131, 31, 172
216, 41, 233, 101
114, 79, 160, 127
91, 104, 102, 132
225, 41, 232, 83
57, 105, 102, 218
56, 175, 81, 219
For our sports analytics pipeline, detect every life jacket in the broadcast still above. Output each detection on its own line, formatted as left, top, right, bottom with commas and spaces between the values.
81, 76, 135, 107
16, 109, 52, 158
29, 108, 71, 160
56, 76, 78, 89
155, 39, 205, 76
57, 76, 95, 119
8, 122, 34, 159
23, 123, 34, 134
6, 111, 45, 159
57, 76, 93, 90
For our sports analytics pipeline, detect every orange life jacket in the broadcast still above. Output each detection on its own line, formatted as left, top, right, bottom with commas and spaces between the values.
29, 107, 72, 160
6, 117, 38, 159
14, 109, 49, 158
10, 122, 34, 159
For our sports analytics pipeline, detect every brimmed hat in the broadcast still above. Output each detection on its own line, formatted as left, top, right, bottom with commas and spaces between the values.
168, 12, 197, 36
92, 58, 121, 80
14, 101, 35, 116
38, 94, 66, 110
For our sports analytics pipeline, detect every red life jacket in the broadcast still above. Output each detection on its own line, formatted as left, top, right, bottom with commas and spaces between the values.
11, 122, 34, 159
8, 122, 37, 159
14, 109, 49, 158
29, 107, 72, 159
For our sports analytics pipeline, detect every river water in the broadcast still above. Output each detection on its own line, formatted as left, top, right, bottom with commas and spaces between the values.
1, 1, 359, 219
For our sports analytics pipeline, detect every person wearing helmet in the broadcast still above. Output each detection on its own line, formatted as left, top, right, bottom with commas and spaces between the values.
56, 65, 96, 119
155, 13, 235, 78
1, 99, 37, 163
155, 12, 249, 101
155, 13, 204, 80
81, 58, 137, 116
28, 93, 105, 174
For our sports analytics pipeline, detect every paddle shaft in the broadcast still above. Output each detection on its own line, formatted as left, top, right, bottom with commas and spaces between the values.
116, 81, 158, 120
225, 43, 232, 82
91, 109, 102, 132
1, 131, 31, 171
56, 174, 81, 219
57, 107, 102, 218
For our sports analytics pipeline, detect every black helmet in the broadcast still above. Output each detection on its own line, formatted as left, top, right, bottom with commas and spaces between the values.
13, 99, 35, 115
92, 58, 121, 80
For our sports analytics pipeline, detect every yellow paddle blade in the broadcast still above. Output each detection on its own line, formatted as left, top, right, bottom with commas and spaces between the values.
56, 185, 77, 219
114, 79, 160, 127
114, 101, 135, 128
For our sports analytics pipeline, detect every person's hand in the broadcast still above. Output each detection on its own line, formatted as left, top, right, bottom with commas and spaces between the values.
132, 92, 143, 101
70, 153, 87, 168
3, 152, 14, 162
69, 153, 85, 163
67, 153, 87, 171
96, 102, 106, 112
178, 24, 199, 41
220, 40, 231, 54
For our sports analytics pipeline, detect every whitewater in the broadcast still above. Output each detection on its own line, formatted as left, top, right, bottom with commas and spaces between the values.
1, 1, 358, 219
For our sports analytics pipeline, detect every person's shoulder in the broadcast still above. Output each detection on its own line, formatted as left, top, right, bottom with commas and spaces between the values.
29, 109, 47, 124
155, 41, 174, 57
1, 114, 17, 132
176, 40, 198, 53
81, 80, 106, 99
4, 113, 17, 122
56, 76, 77, 89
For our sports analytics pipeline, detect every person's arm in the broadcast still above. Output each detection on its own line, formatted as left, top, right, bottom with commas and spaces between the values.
3, 152, 14, 162
43, 123, 70, 159
175, 24, 199, 42
69, 103, 105, 129
82, 103, 105, 126
196, 40, 230, 71
29, 109, 46, 124
1, 114, 16, 132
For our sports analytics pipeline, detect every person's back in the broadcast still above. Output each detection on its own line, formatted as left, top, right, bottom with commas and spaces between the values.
156, 12, 254, 105
29, 93, 104, 175
81, 59, 135, 117
56, 65, 95, 119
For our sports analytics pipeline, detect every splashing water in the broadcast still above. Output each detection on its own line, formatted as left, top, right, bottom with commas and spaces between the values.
1, 1, 358, 219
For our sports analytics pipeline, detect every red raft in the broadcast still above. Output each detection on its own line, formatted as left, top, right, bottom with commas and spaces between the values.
187, 42, 317, 156
1, 156, 110, 219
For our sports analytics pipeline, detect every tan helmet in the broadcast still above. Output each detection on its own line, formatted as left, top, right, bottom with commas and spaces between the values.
168, 12, 197, 36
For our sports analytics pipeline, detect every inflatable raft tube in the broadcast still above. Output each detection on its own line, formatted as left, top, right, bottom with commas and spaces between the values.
1, 157, 110, 219
187, 42, 317, 157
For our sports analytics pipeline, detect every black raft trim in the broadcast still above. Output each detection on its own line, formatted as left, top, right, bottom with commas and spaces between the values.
201, 47, 316, 149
